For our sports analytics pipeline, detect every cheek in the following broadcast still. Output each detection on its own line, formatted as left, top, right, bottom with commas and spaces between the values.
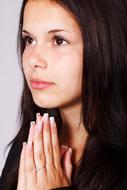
22, 53, 31, 81
57, 48, 83, 76
22, 61, 27, 78
55, 51, 83, 92
22, 46, 33, 70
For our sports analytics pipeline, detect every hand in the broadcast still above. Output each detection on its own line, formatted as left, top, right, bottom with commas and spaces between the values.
17, 113, 72, 190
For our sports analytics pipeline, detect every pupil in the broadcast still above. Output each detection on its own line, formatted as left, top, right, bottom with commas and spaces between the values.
56, 38, 63, 45
28, 38, 32, 44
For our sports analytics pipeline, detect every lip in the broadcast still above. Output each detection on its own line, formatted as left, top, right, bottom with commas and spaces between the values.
30, 79, 54, 90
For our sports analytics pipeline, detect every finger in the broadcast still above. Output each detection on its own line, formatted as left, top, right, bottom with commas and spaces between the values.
34, 117, 46, 182
25, 137, 36, 188
50, 117, 61, 169
17, 142, 26, 190
43, 113, 54, 170
34, 119, 45, 168
28, 121, 35, 143
36, 113, 41, 123
60, 145, 69, 168
61, 145, 68, 158
63, 148, 72, 183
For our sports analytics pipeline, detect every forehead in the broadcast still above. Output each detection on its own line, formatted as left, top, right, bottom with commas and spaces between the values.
23, 0, 80, 34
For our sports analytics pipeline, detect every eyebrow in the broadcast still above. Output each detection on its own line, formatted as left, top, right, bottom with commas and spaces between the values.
22, 29, 70, 35
48, 29, 70, 34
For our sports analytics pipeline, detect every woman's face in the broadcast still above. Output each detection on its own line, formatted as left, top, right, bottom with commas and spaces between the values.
22, 0, 83, 109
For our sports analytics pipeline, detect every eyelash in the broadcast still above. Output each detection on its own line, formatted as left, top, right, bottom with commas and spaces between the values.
52, 35, 68, 46
22, 35, 35, 46
22, 35, 69, 47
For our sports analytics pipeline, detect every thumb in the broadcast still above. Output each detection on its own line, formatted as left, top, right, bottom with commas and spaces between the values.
61, 145, 68, 158
63, 148, 73, 183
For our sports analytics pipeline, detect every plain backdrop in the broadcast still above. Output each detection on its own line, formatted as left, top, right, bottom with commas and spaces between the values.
0, 1, 23, 175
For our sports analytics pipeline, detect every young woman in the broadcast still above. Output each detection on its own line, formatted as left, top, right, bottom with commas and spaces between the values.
0, 0, 127, 189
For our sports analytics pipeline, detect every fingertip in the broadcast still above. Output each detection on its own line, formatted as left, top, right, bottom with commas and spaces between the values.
64, 147, 73, 165
66, 147, 72, 160
21, 142, 26, 154
23, 142, 27, 147
68, 148, 72, 156
19, 142, 26, 168
22, 142, 26, 155
61, 145, 68, 158
63, 147, 73, 182
61, 145, 68, 149
27, 140, 32, 150
30, 121, 35, 127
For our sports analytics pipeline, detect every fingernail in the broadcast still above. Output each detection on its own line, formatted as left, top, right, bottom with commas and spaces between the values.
50, 117, 55, 125
27, 140, 32, 150
36, 113, 41, 121
23, 142, 26, 146
68, 148, 72, 154
61, 145, 68, 149
37, 121, 43, 132
36, 113, 40, 117
30, 121, 35, 127
23, 142, 26, 149
22, 142, 26, 155
43, 113, 49, 122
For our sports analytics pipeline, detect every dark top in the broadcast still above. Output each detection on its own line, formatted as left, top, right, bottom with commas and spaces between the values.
0, 142, 127, 190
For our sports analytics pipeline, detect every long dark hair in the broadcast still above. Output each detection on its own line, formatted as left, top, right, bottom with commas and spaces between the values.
1, 0, 127, 189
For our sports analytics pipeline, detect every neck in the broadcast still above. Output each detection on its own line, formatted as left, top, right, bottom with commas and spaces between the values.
59, 100, 88, 166
59, 99, 88, 150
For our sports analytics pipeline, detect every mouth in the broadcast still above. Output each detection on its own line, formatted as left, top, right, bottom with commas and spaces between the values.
30, 79, 54, 90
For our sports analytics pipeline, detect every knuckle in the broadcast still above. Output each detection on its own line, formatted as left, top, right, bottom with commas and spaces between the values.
45, 126, 49, 132
51, 126, 56, 134
52, 144, 58, 152
46, 145, 52, 154
59, 168, 63, 178
35, 152, 45, 162
50, 171, 57, 181
20, 168, 25, 173
26, 166, 34, 173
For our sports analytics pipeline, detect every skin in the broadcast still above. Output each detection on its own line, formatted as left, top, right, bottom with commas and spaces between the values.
22, 0, 83, 109
18, 0, 88, 189
17, 114, 72, 190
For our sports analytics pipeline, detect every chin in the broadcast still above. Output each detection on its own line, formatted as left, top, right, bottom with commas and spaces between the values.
32, 96, 59, 109
32, 93, 81, 109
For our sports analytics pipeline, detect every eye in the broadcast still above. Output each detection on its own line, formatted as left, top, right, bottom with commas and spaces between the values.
53, 35, 68, 46
22, 35, 36, 45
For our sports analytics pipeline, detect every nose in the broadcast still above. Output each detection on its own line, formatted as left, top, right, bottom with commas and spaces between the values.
28, 45, 48, 69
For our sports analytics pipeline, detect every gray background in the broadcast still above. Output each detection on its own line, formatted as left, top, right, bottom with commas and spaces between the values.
0, 1, 23, 175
